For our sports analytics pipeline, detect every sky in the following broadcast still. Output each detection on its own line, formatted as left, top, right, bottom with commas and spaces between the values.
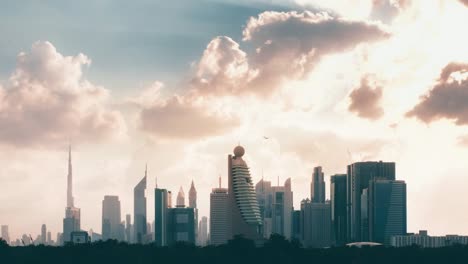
1, 0, 468, 240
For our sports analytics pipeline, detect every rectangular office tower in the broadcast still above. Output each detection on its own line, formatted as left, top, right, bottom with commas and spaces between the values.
155, 188, 170, 246
102, 195, 123, 241
331, 174, 347, 246
167, 207, 196, 245
368, 179, 407, 245
255, 178, 293, 239
300, 200, 332, 248
210, 185, 229, 245
347, 161, 395, 242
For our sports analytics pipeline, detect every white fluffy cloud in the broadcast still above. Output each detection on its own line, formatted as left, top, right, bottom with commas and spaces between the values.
0, 41, 125, 147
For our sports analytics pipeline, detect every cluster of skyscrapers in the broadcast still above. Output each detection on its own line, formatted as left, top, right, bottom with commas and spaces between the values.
206, 146, 407, 247
1, 144, 468, 248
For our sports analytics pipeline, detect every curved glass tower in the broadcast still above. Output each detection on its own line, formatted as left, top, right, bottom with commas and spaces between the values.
228, 145, 263, 242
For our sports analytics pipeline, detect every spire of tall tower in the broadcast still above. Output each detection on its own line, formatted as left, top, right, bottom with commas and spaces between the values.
145, 163, 148, 178
67, 144, 74, 207
176, 186, 185, 207
189, 180, 197, 208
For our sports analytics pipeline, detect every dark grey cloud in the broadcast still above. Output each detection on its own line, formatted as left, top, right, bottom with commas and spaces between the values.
407, 63, 468, 125
348, 77, 384, 120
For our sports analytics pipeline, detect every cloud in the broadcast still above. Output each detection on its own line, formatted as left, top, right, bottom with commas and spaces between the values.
139, 92, 240, 140
192, 11, 390, 97
406, 62, 468, 125
370, 0, 409, 23
460, 0, 468, 7
191, 36, 258, 96
348, 76, 384, 120
0, 41, 125, 147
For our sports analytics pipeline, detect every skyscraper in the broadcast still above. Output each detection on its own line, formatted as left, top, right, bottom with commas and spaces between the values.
198, 216, 208, 246
134, 167, 147, 244
155, 188, 170, 246
331, 174, 347, 246
368, 179, 407, 245
63, 145, 81, 244
177, 187, 185, 207
347, 161, 395, 242
125, 214, 132, 243
47, 231, 52, 245
167, 207, 196, 245
210, 179, 228, 245
189, 181, 197, 208
1, 225, 10, 244
102, 195, 122, 241
300, 199, 332, 248
255, 178, 293, 239
188, 180, 198, 244
41, 224, 47, 245
311, 166, 325, 203
227, 145, 262, 242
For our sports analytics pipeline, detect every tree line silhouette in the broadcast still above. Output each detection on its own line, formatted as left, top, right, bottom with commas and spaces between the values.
1, 234, 468, 264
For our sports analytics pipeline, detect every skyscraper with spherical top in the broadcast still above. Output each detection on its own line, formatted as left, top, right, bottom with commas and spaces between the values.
227, 145, 263, 243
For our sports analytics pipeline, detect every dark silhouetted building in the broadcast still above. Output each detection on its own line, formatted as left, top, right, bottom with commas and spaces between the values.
291, 210, 301, 241
63, 145, 81, 244
300, 199, 332, 248
368, 179, 407, 245
70, 231, 89, 244
134, 167, 147, 244
311, 166, 325, 203
155, 188, 170, 246
210, 178, 228, 245
347, 161, 395, 242
331, 174, 347, 246
167, 207, 196, 245
227, 145, 262, 243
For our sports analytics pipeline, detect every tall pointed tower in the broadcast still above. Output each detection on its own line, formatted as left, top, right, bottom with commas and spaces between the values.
67, 145, 74, 207
189, 180, 197, 208
63, 145, 81, 244
134, 166, 147, 244
176, 187, 185, 207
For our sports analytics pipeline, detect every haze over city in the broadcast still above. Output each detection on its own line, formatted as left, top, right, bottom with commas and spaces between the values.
1, 0, 468, 243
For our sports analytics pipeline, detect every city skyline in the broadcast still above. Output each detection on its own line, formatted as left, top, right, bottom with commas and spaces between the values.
1, 0, 468, 242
